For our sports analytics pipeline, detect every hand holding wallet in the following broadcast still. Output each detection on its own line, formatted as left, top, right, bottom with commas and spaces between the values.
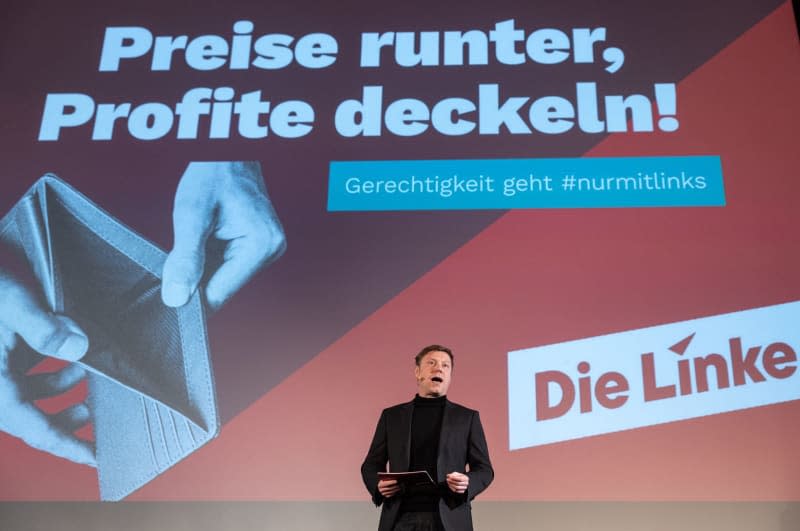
0, 175, 219, 500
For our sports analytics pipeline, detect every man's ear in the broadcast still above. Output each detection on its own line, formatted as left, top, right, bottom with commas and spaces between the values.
414, 365, 421, 381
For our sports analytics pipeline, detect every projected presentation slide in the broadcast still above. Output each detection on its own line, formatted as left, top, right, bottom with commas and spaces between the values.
1, 0, 798, 529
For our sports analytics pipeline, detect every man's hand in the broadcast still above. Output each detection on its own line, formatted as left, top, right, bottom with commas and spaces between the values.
0, 269, 95, 466
446, 471, 469, 494
161, 161, 286, 311
377, 478, 400, 498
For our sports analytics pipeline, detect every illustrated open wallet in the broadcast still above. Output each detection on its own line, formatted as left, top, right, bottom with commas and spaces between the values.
0, 175, 219, 500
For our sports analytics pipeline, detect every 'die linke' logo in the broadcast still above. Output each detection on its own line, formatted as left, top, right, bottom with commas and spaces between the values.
535, 333, 797, 421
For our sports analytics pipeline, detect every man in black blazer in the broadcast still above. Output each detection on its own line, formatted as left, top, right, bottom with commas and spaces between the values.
361, 345, 494, 531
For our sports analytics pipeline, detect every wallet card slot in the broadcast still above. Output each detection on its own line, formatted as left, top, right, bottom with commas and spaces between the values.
141, 396, 163, 473
168, 409, 186, 455
144, 399, 169, 472
184, 417, 199, 446
156, 402, 182, 463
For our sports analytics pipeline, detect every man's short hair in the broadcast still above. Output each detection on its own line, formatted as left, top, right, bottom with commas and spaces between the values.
415, 344, 454, 367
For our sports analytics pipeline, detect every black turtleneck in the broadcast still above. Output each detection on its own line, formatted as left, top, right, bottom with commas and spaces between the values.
400, 394, 446, 513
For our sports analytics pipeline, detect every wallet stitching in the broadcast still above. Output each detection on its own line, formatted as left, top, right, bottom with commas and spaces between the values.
50, 195, 160, 276
37, 188, 62, 313
0, 197, 23, 238
179, 302, 216, 434
0, 197, 61, 312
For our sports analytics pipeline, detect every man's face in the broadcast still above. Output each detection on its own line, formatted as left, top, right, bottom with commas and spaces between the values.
415, 350, 452, 397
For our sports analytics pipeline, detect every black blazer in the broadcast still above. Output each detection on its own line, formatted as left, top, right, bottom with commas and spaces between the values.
361, 398, 494, 531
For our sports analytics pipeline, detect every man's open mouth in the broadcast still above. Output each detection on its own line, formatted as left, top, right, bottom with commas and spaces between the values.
431, 377, 443, 383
